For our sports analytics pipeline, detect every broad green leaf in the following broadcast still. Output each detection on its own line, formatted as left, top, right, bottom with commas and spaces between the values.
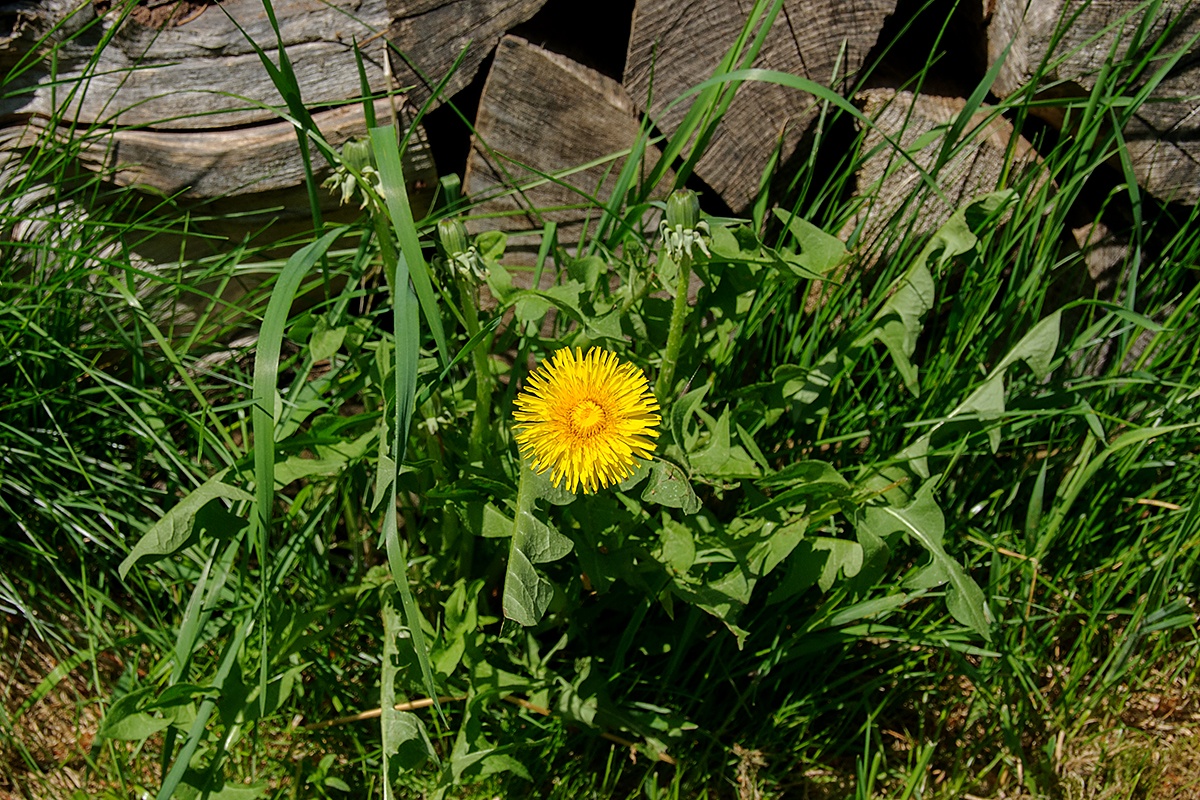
899, 309, 1062, 477
274, 430, 375, 488
528, 463, 577, 506
689, 406, 761, 478
772, 207, 849, 275
568, 254, 606, 291
854, 191, 1016, 395
659, 519, 696, 575
669, 383, 710, 451
502, 547, 554, 627
98, 687, 172, 741
515, 511, 574, 564
450, 749, 532, 782
381, 586, 438, 791
177, 774, 266, 800
309, 316, 347, 362
856, 482, 992, 640
642, 459, 701, 514
474, 503, 514, 538
617, 458, 652, 491
502, 462, 575, 626
383, 709, 436, 773
119, 473, 251, 578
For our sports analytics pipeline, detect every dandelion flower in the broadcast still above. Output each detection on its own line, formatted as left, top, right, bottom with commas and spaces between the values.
514, 347, 661, 494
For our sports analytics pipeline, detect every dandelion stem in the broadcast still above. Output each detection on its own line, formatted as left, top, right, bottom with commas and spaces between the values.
655, 252, 692, 399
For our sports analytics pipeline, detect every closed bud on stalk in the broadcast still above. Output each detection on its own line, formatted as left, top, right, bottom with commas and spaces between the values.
665, 189, 701, 231
659, 188, 711, 261
323, 137, 381, 207
437, 218, 470, 259
435, 217, 487, 284
340, 138, 373, 173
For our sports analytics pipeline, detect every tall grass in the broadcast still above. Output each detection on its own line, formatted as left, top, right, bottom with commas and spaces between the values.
3, 0, 1199, 798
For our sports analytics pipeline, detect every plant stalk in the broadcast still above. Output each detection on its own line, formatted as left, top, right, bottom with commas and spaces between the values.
655, 252, 693, 399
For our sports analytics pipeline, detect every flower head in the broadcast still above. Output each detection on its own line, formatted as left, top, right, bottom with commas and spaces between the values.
513, 347, 661, 494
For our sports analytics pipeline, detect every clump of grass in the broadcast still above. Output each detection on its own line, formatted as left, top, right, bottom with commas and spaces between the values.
3, 0, 1199, 798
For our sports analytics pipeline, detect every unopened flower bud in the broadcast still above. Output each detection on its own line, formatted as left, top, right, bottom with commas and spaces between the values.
341, 138, 373, 173
665, 189, 700, 231
437, 218, 470, 259
434, 217, 487, 284
659, 189, 711, 261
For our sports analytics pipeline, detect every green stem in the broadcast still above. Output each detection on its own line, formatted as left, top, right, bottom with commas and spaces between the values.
459, 278, 494, 462
654, 252, 693, 399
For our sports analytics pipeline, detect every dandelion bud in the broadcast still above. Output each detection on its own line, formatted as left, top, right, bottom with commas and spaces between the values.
659, 189, 711, 261
434, 217, 487, 284
665, 189, 701, 231
340, 138, 373, 173
437, 218, 470, 259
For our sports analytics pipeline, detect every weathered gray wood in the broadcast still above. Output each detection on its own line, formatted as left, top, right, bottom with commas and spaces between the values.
624, 0, 897, 212
464, 35, 671, 257
847, 88, 1043, 248
12, 96, 435, 199
986, 0, 1200, 204
1, 0, 547, 129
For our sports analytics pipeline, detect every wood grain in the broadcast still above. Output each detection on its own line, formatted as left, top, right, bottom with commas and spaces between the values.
847, 88, 1043, 248
624, 0, 897, 212
986, 0, 1200, 204
464, 35, 671, 257
1, 0, 547, 129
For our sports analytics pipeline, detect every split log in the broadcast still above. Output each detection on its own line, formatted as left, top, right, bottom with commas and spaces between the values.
8, 97, 435, 202
2, 0, 547, 129
464, 35, 671, 261
1, 0, 545, 205
986, 0, 1200, 205
846, 88, 1043, 249
623, 0, 898, 213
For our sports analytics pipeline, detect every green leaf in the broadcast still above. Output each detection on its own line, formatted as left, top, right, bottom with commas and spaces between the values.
659, 519, 696, 575
383, 708, 436, 773
119, 473, 251, 578
309, 316, 348, 362
642, 459, 701, 514
515, 511, 574, 564
527, 463, 577, 506
689, 407, 761, 478
502, 546, 554, 627
475, 503, 514, 538
853, 191, 1015, 395
568, 254, 606, 291
899, 309, 1063, 477
772, 208, 849, 276
856, 482, 992, 640
502, 462, 575, 626
669, 383, 710, 452
98, 687, 172, 741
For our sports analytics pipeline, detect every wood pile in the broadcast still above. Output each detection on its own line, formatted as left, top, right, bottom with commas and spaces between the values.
3, 0, 1197, 264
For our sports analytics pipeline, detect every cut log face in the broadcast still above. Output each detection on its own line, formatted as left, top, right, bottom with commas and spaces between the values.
623, 0, 897, 212
848, 88, 1043, 247
9, 97, 435, 200
464, 35, 671, 257
1, 0, 547, 129
986, 0, 1200, 205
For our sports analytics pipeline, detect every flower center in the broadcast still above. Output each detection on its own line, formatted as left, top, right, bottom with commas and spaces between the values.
570, 399, 606, 435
